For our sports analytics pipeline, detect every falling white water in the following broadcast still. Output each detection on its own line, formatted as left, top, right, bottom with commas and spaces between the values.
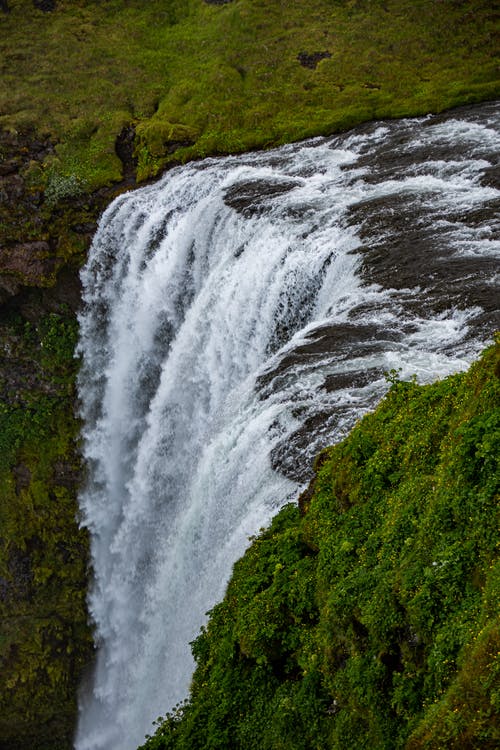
75, 103, 500, 750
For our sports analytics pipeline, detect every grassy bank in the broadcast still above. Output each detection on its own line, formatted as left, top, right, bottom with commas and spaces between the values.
140, 341, 500, 750
1, 0, 498, 193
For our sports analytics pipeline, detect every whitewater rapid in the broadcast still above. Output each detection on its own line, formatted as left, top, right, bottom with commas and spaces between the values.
75, 102, 499, 750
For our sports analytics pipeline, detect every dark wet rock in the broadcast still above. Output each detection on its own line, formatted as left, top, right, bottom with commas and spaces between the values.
348, 191, 500, 330
13, 463, 31, 494
0, 242, 53, 283
343, 103, 500, 185
271, 410, 336, 482
259, 324, 396, 481
115, 125, 138, 184
425, 99, 500, 128
297, 51, 332, 69
264, 338, 391, 482
480, 163, 500, 190
443, 199, 500, 229
226, 105, 500, 484
258, 323, 396, 393
224, 178, 301, 217
350, 138, 449, 183
204, 0, 233, 5
322, 367, 384, 392
0, 0, 9, 12
3, 544, 34, 602
340, 104, 500, 338
271, 401, 376, 483
33, 0, 56, 11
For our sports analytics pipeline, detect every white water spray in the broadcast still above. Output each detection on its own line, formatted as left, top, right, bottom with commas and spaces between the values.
76, 104, 499, 750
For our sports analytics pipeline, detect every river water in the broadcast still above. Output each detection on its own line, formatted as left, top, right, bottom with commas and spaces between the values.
75, 102, 499, 750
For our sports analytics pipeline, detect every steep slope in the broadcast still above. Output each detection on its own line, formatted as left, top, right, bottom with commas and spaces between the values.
0, 311, 93, 750
140, 341, 499, 750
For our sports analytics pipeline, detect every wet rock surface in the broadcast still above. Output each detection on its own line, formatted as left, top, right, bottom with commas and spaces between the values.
258, 323, 392, 393
257, 102, 500, 483
115, 125, 138, 185
261, 323, 394, 482
224, 177, 302, 217
345, 106, 500, 335
33, 0, 56, 11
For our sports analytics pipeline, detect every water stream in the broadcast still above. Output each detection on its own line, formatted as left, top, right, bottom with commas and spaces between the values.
75, 102, 499, 750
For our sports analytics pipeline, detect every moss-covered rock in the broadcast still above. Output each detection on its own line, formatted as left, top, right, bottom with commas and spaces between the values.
0, 311, 94, 749
140, 341, 499, 749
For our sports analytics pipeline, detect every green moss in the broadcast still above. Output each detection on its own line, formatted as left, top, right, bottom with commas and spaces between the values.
141, 341, 500, 749
0, 312, 93, 750
135, 119, 199, 181
1, 0, 498, 192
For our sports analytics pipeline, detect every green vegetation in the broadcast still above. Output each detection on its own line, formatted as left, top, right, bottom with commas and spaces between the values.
1, 0, 498, 192
140, 341, 500, 750
0, 2, 498, 748
0, 311, 93, 750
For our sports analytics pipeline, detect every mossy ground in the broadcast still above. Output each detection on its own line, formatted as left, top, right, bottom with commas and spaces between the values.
0, 311, 93, 749
1, 0, 498, 194
140, 341, 500, 750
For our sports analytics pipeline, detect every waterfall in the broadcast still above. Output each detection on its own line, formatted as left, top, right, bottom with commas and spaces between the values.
75, 102, 499, 750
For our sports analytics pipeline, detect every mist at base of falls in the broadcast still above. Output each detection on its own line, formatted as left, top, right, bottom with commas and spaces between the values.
75, 102, 500, 750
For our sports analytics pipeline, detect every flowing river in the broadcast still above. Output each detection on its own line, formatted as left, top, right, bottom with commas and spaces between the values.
75, 102, 499, 750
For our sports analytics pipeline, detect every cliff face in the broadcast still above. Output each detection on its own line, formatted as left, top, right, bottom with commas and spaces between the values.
0, 126, 137, 316
0, 127, 133, 749
0, 309, 93, 749
141, 343, 500, 750
0, 1, 498, 748
0, 120, 139, 750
